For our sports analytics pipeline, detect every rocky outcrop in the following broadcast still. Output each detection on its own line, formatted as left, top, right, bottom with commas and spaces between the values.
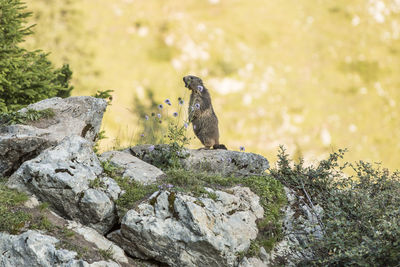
100, 151, 166, 185
108, 186, 264, 266
7, 135, 119, 234
128, 144, 269, 176
0, 96, 107, 177
2, 95, 326, 267
248, 187, 324, 266
0, 230, 119, 267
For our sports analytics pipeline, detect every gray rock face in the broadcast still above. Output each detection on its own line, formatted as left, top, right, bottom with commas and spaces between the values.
109, 186, 264, 267
100, 151, 166, 185
0, 127, 52, 177
128, 144, 269, 176
238, 257, 267, 267
18, 96, 107, 143
7, 135, 118, 234
262, 187, 324, 266
0, 230, 119, 267
0, 96, 107, 177
67, 221, 130, 264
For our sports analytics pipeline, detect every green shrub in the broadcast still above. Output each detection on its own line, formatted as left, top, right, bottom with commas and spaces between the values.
0, 0, 73, 112
270, 146, 400, 266
0, 108, 54, 125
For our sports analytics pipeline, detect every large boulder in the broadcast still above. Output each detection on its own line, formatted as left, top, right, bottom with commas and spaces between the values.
108, 186, 264, 266
0, 230, 119, 267
17, 96, 107, 143
7, 135, 119, 234
128, 144, 269, 176
99, 151, 166, 185
0, 96, 107, 177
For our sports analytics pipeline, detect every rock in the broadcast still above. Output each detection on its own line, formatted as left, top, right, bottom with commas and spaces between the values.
238, 257, 267, 267
24, 195, 40, 209
18, 96, 107, 143
107, 230, 150, 260
79, 189, 115, 230
7, 135, 118, 234
0, 127, 53, 177
0, 230, 119, 267
100, 151, 166, 185
108, 186, 264, 267
261, 187, 324, 266
128, 144, 269, 176
67, 221, 130, 264
0, 96, 107, 177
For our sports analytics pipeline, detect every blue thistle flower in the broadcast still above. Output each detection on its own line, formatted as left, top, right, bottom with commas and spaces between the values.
197, 85, 204, 92
184, 123, 188, 129
173, 112, 178, 117
179, 99, 184, 105
158, 104, 163, 109
164, 99, 171, 106
145, 115, 149, 120
240, 146, 245, 152
157, 113, 161, 118
149, 145, 155, 152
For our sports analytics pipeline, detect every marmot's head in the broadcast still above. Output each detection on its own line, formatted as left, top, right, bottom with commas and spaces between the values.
183, 75, 204, 92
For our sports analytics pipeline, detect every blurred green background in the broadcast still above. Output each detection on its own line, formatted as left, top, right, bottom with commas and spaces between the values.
23, 0, 400, 170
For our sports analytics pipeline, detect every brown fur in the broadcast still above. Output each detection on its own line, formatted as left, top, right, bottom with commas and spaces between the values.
183, 75, 227, 150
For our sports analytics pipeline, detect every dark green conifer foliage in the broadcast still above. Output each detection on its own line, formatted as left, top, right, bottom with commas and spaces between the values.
0, 0, 73, 112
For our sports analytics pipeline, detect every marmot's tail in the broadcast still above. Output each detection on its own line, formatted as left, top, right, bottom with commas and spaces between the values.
213, 144, 228, 150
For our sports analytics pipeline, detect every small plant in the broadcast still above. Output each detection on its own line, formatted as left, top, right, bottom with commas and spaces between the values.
89, 177, 106, 190
59, 227, 75, 238
113, 176, 158, 216
145, 144, 189, 170
98, 246, 114, 260
92, 89, 114, 105
101, 159, 122, 177
93, 130, 107, 154
0, 182, 30, 234
39, 202, 49, 212
31, 215, 54, 231
137, 96, 191, 169
0, 108, 55, 125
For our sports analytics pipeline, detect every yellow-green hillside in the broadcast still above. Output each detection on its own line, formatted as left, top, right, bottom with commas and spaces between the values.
23, 0, 400, 170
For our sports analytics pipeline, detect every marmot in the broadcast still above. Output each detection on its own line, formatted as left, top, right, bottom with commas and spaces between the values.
183, 75, 227, 150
